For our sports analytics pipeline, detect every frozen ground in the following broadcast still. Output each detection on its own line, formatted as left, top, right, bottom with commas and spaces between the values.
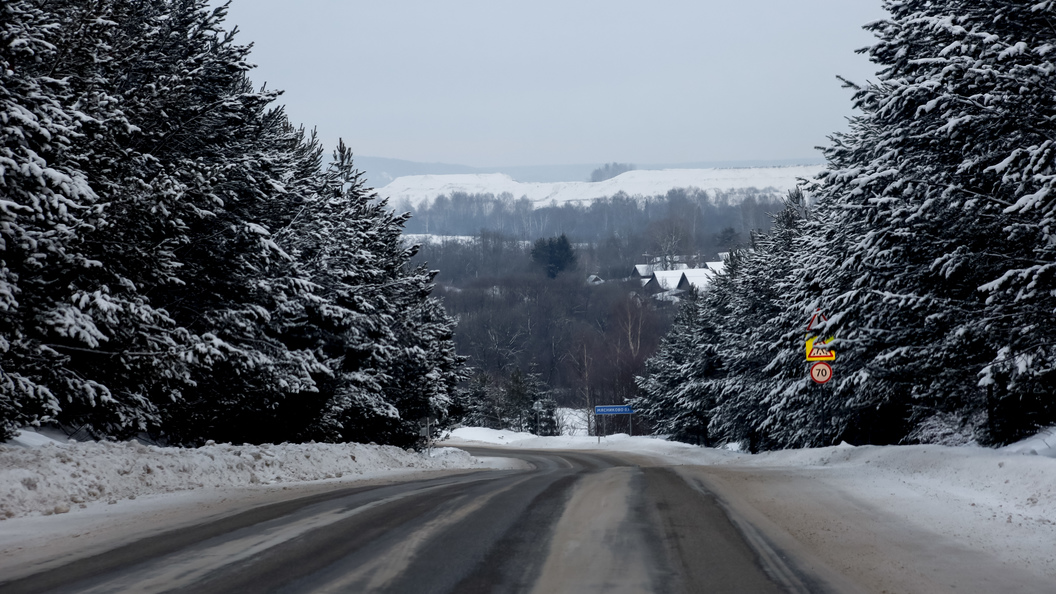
447, 426, 1056, 587
377, 165, 822, 207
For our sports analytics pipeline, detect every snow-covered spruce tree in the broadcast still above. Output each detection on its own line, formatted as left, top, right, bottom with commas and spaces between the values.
800, 0, 1056, 444
632, 291, 719, 445
0, 0, 226, 439
1, 0, 464, 445
19, 0, 325, 443
382, 294, 467, 445
280, 142, 463, 448
526, 396, 559, 437
453, 373, 504, 430
0, 1, 105, 439
500, 367, 547, 433
707, 195, 833, 451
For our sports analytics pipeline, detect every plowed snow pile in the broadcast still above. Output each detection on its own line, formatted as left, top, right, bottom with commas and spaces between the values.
0, 432, 478, 520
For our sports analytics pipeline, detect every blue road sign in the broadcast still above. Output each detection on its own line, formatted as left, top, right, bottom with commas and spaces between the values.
595, 405, 634, 415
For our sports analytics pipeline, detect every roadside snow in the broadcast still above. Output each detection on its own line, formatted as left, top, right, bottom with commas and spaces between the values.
377, 166, 821, 207
0, 430, 481, 521
1002, 425, 1056, 457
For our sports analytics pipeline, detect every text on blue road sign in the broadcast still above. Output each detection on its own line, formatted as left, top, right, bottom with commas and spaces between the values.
595, 405, 634, 415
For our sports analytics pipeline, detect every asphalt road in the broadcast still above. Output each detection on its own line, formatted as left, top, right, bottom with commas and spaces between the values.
1, 448, 832, 594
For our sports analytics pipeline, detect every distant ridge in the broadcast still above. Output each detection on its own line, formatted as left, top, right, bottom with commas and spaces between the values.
354, 156, 823, 189
375, 165, 824, 208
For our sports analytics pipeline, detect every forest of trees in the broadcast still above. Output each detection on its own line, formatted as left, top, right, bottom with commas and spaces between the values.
634, 0, 1056, 450
12, 0, 1046, 452
0, 1, 462, 447
400, 180, 787, 437
443, 256, 675, 433
400, 187, 779, 243
404, 188, 783, 280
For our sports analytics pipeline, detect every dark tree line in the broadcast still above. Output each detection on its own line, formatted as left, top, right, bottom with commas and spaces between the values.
401, 188, 781, 248
590, 162, 635, 182
635, 0, 1056, 451
406, 189, 782, 282
0, 0, 463, 447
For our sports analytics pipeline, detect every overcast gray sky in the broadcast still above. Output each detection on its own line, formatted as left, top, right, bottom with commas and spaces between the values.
217, 1, 886, 167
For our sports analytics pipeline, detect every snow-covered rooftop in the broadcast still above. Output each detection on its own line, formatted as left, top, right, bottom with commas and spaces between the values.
650, 270, 686, 290
680, 268, 718, 289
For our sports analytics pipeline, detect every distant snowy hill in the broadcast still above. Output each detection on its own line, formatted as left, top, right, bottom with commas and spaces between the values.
376, 165, 824, 207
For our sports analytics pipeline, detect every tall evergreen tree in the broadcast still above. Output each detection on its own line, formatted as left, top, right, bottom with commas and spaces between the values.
799, 0, 1056, 444
640, 0, 1056, 450
531, 234, 577, 278
1, 0, 465, 446
281, 142, 463, 447
632, 291, 717, 445
0, 1, 102, 438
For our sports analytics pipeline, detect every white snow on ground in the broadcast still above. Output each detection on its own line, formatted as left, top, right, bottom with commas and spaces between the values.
556, 408, 589, 436
401, 234, 477, 245
377, 166, 822, 207
1002, 425, 1056, 457
0, 430, 481, 520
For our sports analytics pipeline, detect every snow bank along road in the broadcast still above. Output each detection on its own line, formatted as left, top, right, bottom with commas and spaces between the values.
2, 444, 1054, 593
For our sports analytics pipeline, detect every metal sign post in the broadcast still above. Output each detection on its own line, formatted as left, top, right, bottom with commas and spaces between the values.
419, 415, 437, 456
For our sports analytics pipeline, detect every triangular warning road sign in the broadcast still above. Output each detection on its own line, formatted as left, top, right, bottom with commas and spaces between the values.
806, 308, 827, 332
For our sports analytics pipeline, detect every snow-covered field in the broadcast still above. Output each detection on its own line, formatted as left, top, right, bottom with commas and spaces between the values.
0, 430, 481, 521
401, 234, 477, 245
377, 166, 823, 207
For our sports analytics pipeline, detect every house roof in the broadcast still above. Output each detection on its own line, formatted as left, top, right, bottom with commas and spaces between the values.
679, 269, 717, 290
633, 262, 688, 277
650, 270, 686, 291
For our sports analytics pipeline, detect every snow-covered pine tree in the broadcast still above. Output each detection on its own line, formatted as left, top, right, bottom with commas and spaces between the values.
382, 293, 467, 446
38, 0, 326, 443
0, 0, 325, 443
1, 0, 465, 446
526, 397, 559, 437
707, 195, 831, 451
801, 0, 1056, 444
279, 141, 464, 448
500, 367, 546, 433
632, 291, 719, 445
0, 1, 103, 438
604, 1, 1056, 450
453, 373, 504, 429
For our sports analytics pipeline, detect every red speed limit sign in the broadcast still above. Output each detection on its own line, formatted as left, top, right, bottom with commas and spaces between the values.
810, 361, 833, 384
